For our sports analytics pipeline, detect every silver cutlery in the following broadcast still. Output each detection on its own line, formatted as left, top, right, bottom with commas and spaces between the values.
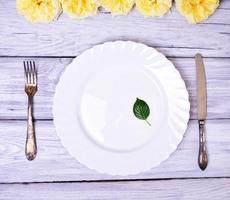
195, 53, 208, 170
24, 61, 38, 161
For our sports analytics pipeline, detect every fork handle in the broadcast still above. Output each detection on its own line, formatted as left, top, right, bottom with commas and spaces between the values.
198, 120, 208, 170
25, 96, 37, 161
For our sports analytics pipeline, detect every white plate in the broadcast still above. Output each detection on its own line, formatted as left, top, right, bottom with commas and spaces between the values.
53, 41, 190, 175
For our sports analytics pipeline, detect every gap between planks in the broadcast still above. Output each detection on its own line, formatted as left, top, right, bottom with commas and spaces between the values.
1, 56, 230, 59
1, 176, 230, 185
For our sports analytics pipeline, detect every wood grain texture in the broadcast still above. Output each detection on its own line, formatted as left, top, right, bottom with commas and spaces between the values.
0, 1, 229, 57
1, 0, 230, 195
1, 119, 230, 183
1, 178, 230, 200
0, 57, 229, 120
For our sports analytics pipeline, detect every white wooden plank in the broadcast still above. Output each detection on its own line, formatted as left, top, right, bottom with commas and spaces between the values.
0, 1, 229, 57
0, 57, 229, 120
1, 119, 230, 183
1, 178, 230, 200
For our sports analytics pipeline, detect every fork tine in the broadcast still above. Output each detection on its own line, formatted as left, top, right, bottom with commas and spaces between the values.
24, 61, 30, 84
26, 61, 30, 84
33, 61, 37, 85
24, 61, 27, 83
29, 61, 33, 84
30, 61, 33, 84
29, 61, 32, 84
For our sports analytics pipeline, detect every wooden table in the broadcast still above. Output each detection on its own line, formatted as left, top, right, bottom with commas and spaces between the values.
1, 1, 230, 199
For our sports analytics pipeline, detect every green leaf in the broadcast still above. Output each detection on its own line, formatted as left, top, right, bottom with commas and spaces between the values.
133, 98, 151, 126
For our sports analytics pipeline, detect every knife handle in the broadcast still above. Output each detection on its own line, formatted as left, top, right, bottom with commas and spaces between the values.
198, 120, 208, 170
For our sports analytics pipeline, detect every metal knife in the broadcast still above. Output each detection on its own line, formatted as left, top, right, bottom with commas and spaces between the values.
195, 53, 208, 170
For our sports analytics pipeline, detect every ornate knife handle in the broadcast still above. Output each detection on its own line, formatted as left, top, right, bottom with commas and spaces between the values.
25, 96, 37, 161
198, 120, 208, 170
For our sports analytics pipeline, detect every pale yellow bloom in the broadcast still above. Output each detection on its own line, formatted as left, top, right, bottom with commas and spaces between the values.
16, 0, 62, 22
176, 0, 219, 23
100, 0, 135, 15
136, 0, 172, 17
60, 0, 99, 18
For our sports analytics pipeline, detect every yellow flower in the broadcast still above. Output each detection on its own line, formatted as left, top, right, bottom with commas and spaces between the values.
136, 0, 172, 17
16, 0, 62, 22
60, 0, 99, 18
100, 0, 135, 15
176, 0, 219, 23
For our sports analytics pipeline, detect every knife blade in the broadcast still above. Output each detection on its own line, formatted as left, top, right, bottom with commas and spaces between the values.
195, 53, 208, 170
196, 53, 207, 120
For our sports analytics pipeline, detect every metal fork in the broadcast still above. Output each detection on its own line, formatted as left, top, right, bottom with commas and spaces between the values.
24, 61, 38, 161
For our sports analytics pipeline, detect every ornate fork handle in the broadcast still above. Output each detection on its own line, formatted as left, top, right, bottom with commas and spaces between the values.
26, 95, 37, 161
198, 120, 208, 170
